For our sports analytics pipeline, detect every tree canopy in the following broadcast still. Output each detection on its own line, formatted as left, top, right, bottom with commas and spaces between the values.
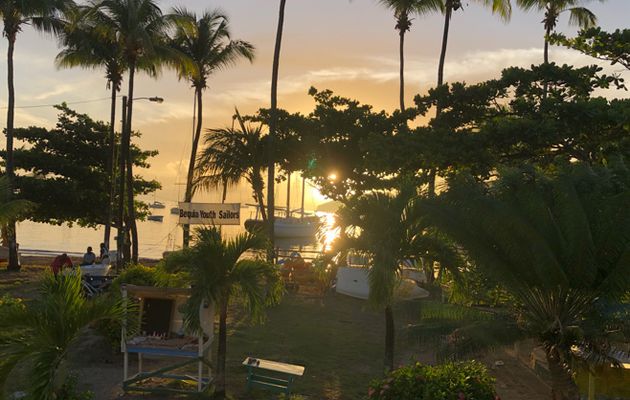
5, 104, 159, 227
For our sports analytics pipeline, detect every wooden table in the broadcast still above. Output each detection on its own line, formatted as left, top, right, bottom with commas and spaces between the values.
242, 357, 305, 395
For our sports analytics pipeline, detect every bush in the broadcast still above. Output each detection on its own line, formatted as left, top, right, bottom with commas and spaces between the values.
368, 361, 496, 400
110, 264, 159, 294
312, 255, 338, 294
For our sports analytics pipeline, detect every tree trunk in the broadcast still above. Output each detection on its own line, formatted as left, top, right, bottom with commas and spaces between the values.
104, 84, 118, 250
399, 28, 405, 111
183, 87, 204, 248
5, 33, 19, 271
221, 178, 228, 203
125, 64, 138, 264
544, 29, 550, 64
267, 0, 287, 261
125, 148, 138, 264
384, 304, 395, 372
253, 172, 268, 222
545, 349, 580, 400
437, 3, 452, 90
117, 96, 127, 266
215, 297, 229, 399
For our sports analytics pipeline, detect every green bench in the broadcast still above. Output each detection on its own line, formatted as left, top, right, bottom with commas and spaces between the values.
243, 357, 305, 395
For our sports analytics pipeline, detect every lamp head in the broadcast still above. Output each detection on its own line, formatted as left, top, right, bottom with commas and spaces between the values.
148, 96, 164, 103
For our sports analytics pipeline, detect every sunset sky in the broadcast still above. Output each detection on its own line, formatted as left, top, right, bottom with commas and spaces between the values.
2, 0, 629, 205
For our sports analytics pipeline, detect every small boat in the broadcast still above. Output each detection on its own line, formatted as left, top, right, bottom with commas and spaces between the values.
245, 174, 320, 238
149, 201, 165, 209
147, 215, 164, 222
170, 207, 180, 215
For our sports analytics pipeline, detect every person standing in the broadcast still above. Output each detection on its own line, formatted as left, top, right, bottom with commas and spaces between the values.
50, 253, 72, 276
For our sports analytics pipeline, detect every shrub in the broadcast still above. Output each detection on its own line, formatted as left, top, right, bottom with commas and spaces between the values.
110, 264, 158, 294
368, 361, 496, 400
312, 255, 338, 294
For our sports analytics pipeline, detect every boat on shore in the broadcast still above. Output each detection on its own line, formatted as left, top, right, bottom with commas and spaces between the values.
149, 201, 165, 209
147, 215, 164, 222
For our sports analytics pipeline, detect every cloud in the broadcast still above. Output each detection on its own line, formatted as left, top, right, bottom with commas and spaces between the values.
207, 46, 628, 108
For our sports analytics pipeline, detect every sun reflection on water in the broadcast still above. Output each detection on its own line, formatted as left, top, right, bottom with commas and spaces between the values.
317, 212, 340, 252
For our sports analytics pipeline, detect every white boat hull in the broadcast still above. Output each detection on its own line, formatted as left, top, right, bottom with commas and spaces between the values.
274, 218, 319, 238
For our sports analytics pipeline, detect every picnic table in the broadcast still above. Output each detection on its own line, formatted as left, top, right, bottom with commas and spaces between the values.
242, 357, 305, 395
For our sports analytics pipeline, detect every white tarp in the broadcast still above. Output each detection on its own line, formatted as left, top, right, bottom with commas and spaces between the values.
178, 202, 241, 225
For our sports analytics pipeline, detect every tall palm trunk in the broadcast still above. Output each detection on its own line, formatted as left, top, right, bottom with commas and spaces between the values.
118, 96, 127, 265
546, 349, 580, 400
267, 0, 287, 261
182, 87, 203, 248
104, 84, 118, 249
253, 172, 268, 222
5, 31, 19, 271
215, 297, 229, 399
384, 304, 395, 372
398, 28, 405, 111
544, 24, 551, 64
437, 2, 452, 90
125, 64, 138, 264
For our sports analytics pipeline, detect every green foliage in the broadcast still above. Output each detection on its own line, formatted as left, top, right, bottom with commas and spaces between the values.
163, 227, 283, 330
54, 374, 94, 400
551, 27, 630, 71
168, 8, 255, 91
418, 162, 630, 396
367, 361, 496, 400
110, 264, 159, 294
195, 110, 269, 219
0, 272, 125, 400
311, 255, 338, 294
7, 104, 160, 227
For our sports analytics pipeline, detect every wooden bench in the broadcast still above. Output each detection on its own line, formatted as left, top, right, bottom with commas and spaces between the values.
242, 357, 305, 395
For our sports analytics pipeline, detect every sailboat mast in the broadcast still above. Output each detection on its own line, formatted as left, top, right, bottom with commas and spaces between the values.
286, 171, 291, 218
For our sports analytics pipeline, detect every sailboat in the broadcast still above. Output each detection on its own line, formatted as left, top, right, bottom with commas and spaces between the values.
245, 173, 320, 238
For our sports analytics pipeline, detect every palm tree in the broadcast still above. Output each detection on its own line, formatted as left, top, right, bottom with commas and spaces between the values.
0, 272, 125, 399
1, 0, 69, 271
195, 110, 269, 221
93, 0, 172, 263
168, 7, 255, 248
437, 0, 511, 89
55, 4, 125, 250
335, 182, 460, 371
268, 0, 288, 259
419, 163, 630, 400
378, 0, 443, 111
516, 0, 598, 64
163, 227, 282, 399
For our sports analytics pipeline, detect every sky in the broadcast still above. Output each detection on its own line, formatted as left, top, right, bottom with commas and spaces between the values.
1, 0, 629, 206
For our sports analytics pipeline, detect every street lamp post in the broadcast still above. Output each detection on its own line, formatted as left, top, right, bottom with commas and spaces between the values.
116, 95, 163, 267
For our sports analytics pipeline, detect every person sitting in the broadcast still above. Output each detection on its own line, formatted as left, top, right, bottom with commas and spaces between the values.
50, 253, 72, 276
81, 246, 96, 266
99, 242, 108, 260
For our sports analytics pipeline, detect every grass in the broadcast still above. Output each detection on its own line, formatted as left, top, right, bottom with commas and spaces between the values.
0, 264, 45, 298
221, 292, 389, 400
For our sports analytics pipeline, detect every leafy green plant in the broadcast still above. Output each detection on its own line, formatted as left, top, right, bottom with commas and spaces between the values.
0, 272, 125, 400
110, 264, 159, 294
367, 361, 496, 400
312, 255, 338, 294
55, 374, 94, 400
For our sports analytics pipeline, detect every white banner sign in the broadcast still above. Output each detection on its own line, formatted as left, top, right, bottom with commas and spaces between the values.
178, 202, 241, 225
